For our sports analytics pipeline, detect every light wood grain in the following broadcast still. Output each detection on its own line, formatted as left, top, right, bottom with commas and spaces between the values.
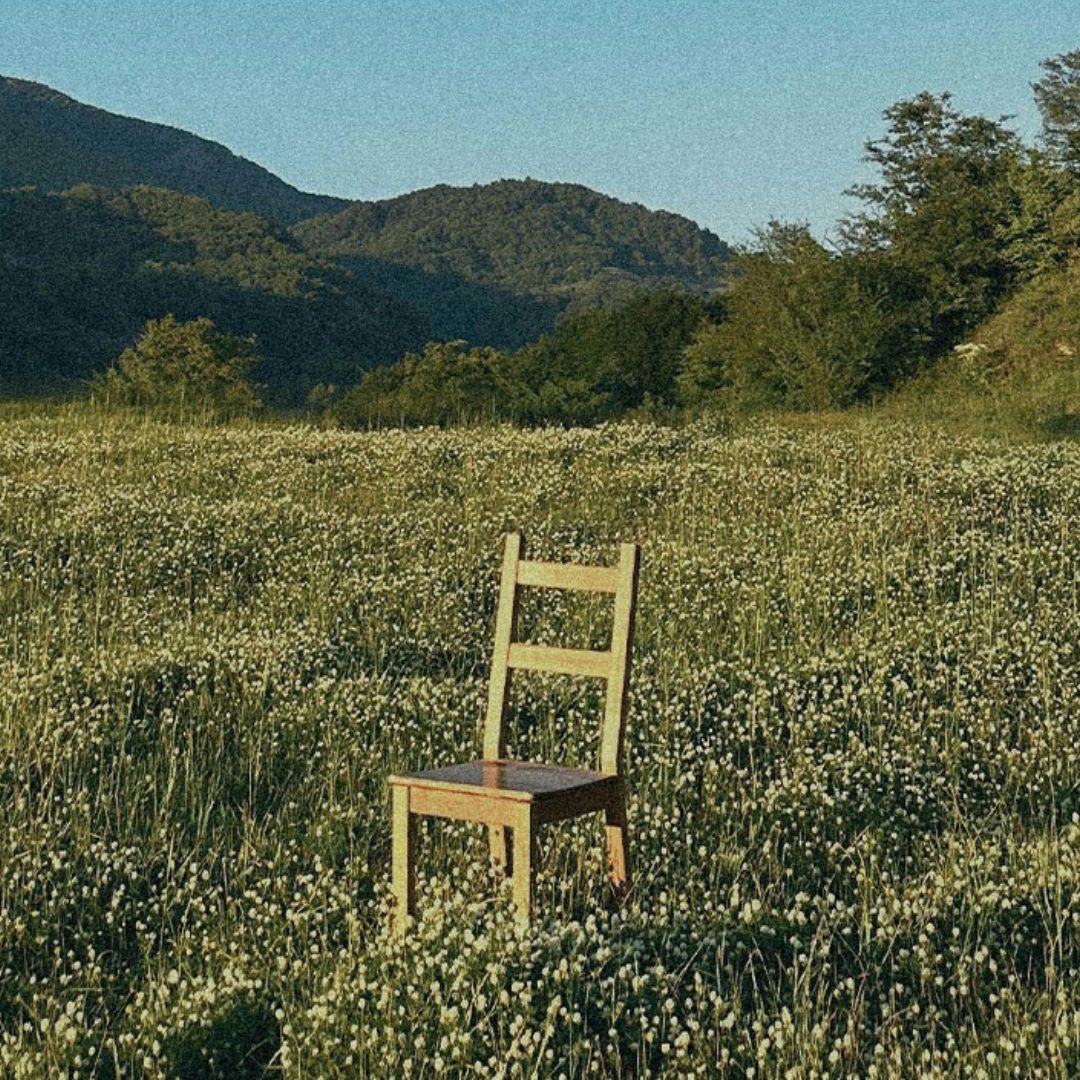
389, 530, 640, 931
408, 785, 521, 825
511, 804, 536, 924
507, 642, 612, 678
600, 542, 640, 775
605, 782, 632, 902
517, 559, 619, 593
390, 784, 415, 937
483, 532, 522, 760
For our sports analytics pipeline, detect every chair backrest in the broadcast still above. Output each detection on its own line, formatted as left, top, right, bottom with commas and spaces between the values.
483, 531, 641, 776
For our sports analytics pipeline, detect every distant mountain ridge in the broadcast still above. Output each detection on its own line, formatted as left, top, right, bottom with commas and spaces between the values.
0, 75, 347, 224
1, 76, 734, 393
0, 184, 428, 397
294, 179, 731, 343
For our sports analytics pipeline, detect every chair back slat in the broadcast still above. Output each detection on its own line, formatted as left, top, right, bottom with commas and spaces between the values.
517, 559, 620, 594
507, 643, 612, 678
483, 532, 640, 776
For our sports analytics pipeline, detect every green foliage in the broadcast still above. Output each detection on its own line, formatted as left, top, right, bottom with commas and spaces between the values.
0, 185, 428, 401
332, 340, 517, 427
0, 75, 346, 224
516, 289, 711, 421
0, 173, 728, 404
679, 223, 929, 411
844, 92, 1022, 349
1034, 48, 1080, 172
331, 290, 712, 428
314, 254, 564, 351
675, 71, 1080, 420
92, 314, 263, 416
997, 151, 1080, 283
887, 253, 1080, 436
294, 179, 730, 346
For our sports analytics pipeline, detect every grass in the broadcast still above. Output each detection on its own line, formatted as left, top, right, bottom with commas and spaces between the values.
1, 406, 1079, 1077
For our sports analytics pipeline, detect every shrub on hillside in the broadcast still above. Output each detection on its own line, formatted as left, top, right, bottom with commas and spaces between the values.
678, 223, 929, 412
887, 257, 1080, 432
968, 255, 1080, 426
91, 314, 263, 416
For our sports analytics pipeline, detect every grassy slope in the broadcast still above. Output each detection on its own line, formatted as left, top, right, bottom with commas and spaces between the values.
887, 255, 1080, 436
1, 411, 1079, 1076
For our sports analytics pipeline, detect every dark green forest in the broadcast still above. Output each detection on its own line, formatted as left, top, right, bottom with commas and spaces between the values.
4, 50, 1080, 427
0, 185, 429, 398
1, 75, 735, 401
0, 76, 346, 224
293, 179, 731, 344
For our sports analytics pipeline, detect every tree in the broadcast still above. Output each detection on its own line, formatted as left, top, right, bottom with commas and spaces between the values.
92, 314, 262, 415
332, 340, 518, 427
1011, 49, 1080, 279
997, 150, 1080, 283
1034, 48, 1080, 171
515, 289, 709, 422
678, 223, 928, 411
843, 92, 1022, 350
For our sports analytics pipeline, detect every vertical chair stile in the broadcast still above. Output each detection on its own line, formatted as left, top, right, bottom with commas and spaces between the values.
484, 531, 521, 877
601, 542, 640, 900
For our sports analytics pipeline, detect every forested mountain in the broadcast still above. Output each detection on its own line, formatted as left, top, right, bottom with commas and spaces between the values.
0, 76, 346, 224
293, 179, 732, 345
0, 78, 737, 390
0, 185, 428, 397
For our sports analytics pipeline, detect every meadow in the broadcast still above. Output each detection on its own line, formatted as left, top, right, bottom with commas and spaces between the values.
1, 410, 1080, 1078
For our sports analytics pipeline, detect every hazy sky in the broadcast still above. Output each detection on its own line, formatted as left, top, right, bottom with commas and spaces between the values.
4, 0, 1078, 241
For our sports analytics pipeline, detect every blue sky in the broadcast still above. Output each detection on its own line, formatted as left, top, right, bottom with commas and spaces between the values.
4, 0, 1078, 241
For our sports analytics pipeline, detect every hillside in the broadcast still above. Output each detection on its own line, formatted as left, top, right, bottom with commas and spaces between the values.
0, 80, 735, 393
294, 179, 732, 346
887, 254, 1080, 433
0, 76, 347, 225
0, 185, 429, 398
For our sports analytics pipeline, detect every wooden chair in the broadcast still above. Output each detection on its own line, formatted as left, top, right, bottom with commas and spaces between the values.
389, 531, 641, 933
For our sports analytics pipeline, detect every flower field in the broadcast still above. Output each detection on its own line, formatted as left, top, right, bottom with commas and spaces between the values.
2, 412, 1080, 1077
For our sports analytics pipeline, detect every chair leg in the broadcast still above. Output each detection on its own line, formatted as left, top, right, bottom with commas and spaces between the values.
510, 808, 536, 925
488, 824, 512, 878
391, 785, 416, 936
605, 789, 631, 904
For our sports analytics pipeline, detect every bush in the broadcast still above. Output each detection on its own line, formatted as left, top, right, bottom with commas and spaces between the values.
331, 340, 517, 427
91, 314, 262, 417
678, 223, 929, 412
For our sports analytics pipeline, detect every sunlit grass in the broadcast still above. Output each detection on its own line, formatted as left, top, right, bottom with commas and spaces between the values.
1, 409, 1079, 1076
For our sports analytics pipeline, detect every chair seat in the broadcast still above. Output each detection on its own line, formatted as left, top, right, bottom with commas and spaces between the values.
392, 759, 619, 803
391, 759, 621, 827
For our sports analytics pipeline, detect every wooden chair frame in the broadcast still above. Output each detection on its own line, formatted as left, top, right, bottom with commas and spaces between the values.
389, 531, 641, 932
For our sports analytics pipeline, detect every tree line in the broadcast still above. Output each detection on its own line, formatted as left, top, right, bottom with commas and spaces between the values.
95, 47, 1080, 426
0, 184, 428, 397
